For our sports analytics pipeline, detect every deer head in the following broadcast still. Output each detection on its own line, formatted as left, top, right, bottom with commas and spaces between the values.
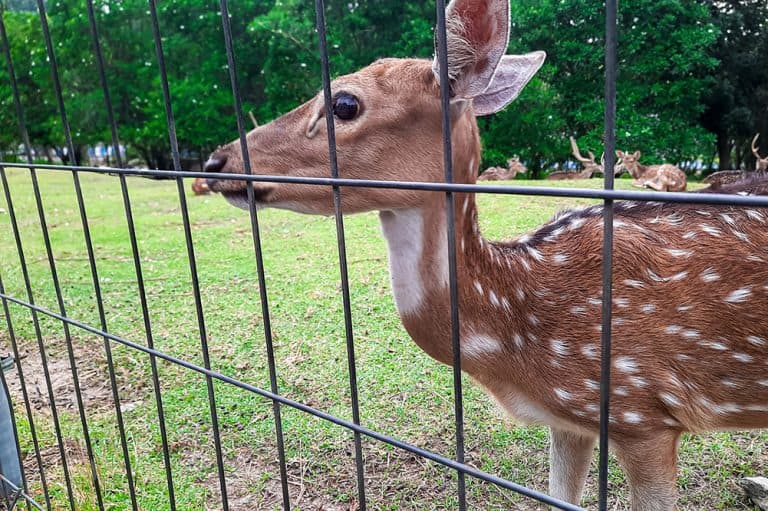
752, 134, 767, 172
615, 149, 641, 177
204, 0, 545, 215
570, 136, 603, 175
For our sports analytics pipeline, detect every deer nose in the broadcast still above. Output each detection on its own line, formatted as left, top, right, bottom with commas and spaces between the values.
204, 153, 228, 173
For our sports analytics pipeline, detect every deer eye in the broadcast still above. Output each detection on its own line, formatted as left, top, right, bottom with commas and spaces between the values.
332, 93, 359, 121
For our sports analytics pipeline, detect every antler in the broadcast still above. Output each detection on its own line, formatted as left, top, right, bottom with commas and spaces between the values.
570, 136, 594, 164
753, 133, 762, 160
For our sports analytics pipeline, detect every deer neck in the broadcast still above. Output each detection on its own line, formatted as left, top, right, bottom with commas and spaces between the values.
378, 175, 533, 369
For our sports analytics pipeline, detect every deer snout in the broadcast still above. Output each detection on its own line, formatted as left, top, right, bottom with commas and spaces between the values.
203, 153, 228, 173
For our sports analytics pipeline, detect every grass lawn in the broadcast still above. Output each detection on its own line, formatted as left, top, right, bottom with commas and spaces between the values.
0, 168, 763, 510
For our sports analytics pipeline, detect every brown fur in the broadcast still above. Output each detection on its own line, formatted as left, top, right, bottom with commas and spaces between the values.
698, 173, 768, 195
752, 134, 768, 172
203, 2, 767, 508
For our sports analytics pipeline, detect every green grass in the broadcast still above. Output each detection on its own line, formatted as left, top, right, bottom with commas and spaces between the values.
0, 169, 762, 510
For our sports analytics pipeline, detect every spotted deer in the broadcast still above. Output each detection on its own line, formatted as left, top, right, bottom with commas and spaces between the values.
615, 150, 687, 192
548, 137, 604, 180
202, 0, 768, 508
752, 134, 768, 172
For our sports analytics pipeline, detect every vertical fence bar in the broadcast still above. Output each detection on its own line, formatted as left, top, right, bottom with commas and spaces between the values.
145, 2, 230, 508
598, 0, 618, 509
434, 1, 467, 508
82, 0, 180, 508
0, 23, 52, 511
0, 274, 39, 511
0, 168, 67, 511
215, 0, 292, 507
312, 2, 368, 508
33, 0, 142, 507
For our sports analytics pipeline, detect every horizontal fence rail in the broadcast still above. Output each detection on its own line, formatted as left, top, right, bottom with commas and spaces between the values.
0, 0, 765, 510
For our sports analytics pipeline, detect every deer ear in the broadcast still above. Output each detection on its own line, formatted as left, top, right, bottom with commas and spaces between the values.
432, 0, 510, 98
633, 151, 641, 159
472, 52, 546, 116
616, 150, 625, 158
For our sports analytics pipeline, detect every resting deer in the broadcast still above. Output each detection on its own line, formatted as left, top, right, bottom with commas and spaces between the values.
548, 137, 604, 180
615, 150, 687, 192
202, 0, 768, 508
479, 156, 526, 181
752, 134, 768, 172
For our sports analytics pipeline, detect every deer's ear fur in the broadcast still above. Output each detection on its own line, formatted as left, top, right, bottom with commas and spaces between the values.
432, 0, 510, 98
472, 52, 546, 116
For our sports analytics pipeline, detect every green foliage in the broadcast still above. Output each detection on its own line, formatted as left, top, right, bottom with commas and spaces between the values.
1, 0, 765, 174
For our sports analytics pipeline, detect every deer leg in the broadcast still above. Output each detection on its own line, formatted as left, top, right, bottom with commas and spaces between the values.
549, 427, 597, 505
613, 432, 680, 511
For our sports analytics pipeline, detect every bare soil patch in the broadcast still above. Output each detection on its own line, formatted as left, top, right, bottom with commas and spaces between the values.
6, 337, 149, 417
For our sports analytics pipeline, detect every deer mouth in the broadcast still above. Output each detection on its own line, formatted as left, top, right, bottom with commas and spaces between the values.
214, 182, 276, 210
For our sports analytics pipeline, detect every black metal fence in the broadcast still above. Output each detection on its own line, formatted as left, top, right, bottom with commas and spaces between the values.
1, 1, 767, 510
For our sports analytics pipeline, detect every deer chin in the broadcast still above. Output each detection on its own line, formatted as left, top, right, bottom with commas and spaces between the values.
219, 184, 275, 211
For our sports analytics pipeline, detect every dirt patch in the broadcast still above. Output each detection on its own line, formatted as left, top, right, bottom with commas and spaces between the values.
22, 437, 88, 482
5, 338, 149, 417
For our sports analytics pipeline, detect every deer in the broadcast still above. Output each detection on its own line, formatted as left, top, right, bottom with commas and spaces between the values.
752, 134, 767, 173
614, 150, 687, 192
201, 0, 768, 508
479, 156, 526, 181
548, 137, 604, 180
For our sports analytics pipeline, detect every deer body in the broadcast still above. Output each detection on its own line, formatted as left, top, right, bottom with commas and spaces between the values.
203, 1, 768, 508
616, 151, 687, 192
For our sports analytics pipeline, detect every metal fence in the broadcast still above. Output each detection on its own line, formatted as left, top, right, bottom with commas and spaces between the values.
1, 0, 767, 510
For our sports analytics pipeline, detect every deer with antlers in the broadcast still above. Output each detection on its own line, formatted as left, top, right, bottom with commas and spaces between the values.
548, 137, 604, 180
752, 134, 768, 173
615, 150, 687, 192
203, 0, 768, 508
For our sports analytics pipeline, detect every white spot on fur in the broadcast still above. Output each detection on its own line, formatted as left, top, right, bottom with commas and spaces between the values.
663, 418, 680, 427
527, 246, 544, 262
665, 325, 682, 334
719, 213, 736, 226
758, 380, 768, 387
676, 304, 693, 312
731, 229, 749, 242
745, 209, 764, 222
647, 269, 666, 282
554, 388, 572, 401
623, 412, 643, 424
700, 223, 722, 237
629, 376, 647, 388
515, 288, 525, 301
581, 344, 598, 360
552, 253, 569, 265
681, 329, 701, 339
474, 280, 484, 296
670, 271, 689, 282
641, 304, 657, 314
587, 297, 603, 306
699, 340, 728, 351
512, 333, 524, 349
724, 287, 752, 303
584, 379, 599, 391
613, 297, 629, 308
462, 334, 503, 359
613, 386, 629, 397
571, 305, 586, 316
501, 296, 511, 311
666, 248, 692, 258
527, 314, 539, 326
614, 356, 639, 373
488, 289, 500, 308
659, 392, 681, 407
747, 336, 766, 347
624, 279, 645, 289
700, 268, 720, 282
733, 352, 753, 363
551, 339, 570, 356
682, 231, 697, 240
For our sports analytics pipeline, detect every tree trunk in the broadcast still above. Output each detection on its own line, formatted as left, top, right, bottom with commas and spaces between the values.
717, 130, 731, 170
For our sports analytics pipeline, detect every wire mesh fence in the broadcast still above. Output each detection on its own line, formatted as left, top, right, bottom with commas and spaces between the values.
1, 0, 767, 510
